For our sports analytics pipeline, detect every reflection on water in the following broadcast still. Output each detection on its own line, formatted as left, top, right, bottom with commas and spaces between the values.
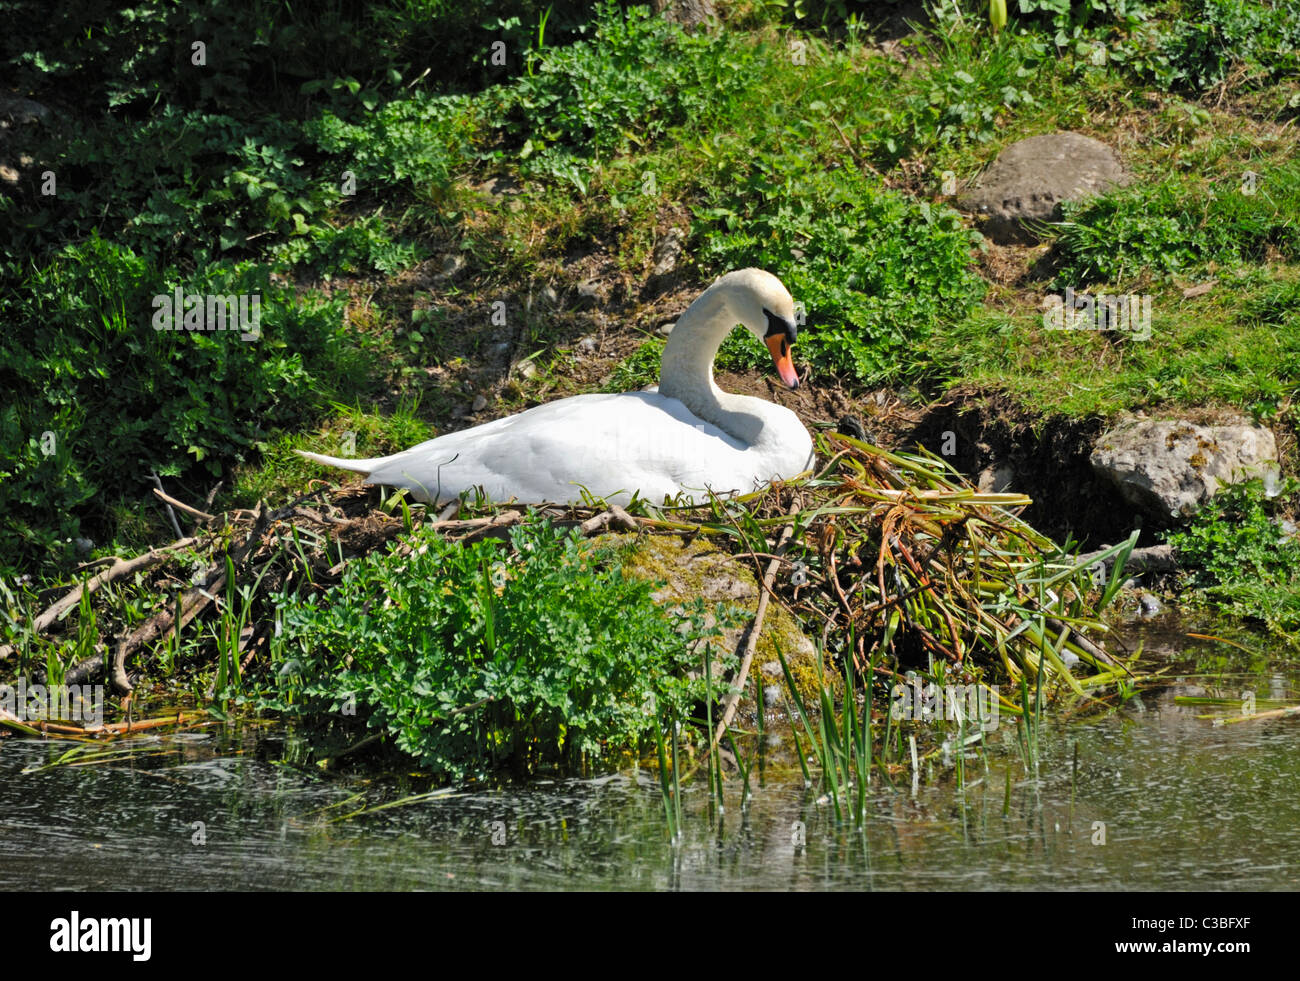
2, 630, 1297, 891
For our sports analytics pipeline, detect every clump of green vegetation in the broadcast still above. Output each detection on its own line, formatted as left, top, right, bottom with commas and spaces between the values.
1139, 0, 1300, 92
0, 237, 367, 573
697, 162, 985, 384
254, 519, 738, 779
1167, 477, 1300, 641
1053, 161, 1300, 286
488, 2, 751, 189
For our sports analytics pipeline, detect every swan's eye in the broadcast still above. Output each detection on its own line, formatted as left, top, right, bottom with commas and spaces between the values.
763, 308, 797, 343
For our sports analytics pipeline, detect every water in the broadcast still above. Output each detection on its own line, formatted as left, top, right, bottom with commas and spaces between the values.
2, 624, 1297, 891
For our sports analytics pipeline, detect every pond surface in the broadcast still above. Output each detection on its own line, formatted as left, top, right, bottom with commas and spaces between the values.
2, 621, 1297, 891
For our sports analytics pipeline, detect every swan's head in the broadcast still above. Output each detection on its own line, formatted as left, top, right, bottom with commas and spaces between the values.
716, 268, 801, 389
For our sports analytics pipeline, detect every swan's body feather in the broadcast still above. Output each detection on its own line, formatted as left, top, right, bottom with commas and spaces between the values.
299, 268, 814, 506
301, 389, 811, 506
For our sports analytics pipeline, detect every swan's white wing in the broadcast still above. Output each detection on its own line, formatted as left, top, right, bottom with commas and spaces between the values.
364, 391, 783, 505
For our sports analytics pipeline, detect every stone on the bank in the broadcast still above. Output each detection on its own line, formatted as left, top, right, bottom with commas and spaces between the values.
1090, 417, 1278, 522
957, 132, 1129, 244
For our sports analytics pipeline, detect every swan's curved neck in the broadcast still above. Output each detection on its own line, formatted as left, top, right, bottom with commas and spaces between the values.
658, 286, 765, 445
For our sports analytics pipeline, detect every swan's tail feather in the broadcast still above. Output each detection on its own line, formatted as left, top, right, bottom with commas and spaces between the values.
295, 449, 389, 476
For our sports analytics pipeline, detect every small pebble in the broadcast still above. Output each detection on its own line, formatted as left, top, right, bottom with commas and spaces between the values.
435, 254, 465, 281
471, 395, 487, 412
1138, 592, 1163, 618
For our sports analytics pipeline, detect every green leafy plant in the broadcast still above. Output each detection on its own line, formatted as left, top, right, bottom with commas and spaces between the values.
1167, 476, 1300, 639
1053, 161, 1300, 286
696, 159, 985, 384
256, 519, 739, 780
489, 2, 751, 182
1138, 0, 1300, 92
0, 236, 358, 574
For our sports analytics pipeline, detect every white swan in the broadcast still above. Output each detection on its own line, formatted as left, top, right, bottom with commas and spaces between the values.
298, 268, 813, 506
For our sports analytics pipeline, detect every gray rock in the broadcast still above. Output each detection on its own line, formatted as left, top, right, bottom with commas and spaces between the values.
575, 335, 598, 355
657, 320, 676, 337
1090, 417, 1278, 523
1138, 592, 1163, 618
0, 95, 50, 126
471, 395, 488, 412
651, 227, 686, 277
513, 360, 538, 380
654, 0, 716, 30
0, 96, 50, 186
977, 464, 1015, 493
957, 132, 1129, 244
575, 281, 601, 308
434, 254, 466, 282
477, 175, 521, 200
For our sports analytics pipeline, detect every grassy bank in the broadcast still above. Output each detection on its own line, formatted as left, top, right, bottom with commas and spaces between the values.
3, 0, 1298, 778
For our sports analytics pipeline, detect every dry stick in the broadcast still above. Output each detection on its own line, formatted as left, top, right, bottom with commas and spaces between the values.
578, 505, 638, 536
152, 487, 216, 525
1044, 616, 1122, 670
428, 510, 524, 533
1077, 543, 1179, 574
709, 520, 798, 754
149, 471, 184, 540
33, 539, 199, 635
72, 556, 118, 573
0, 539, 201, 664
201, 480, 223, 519
290, 506, 348, 526
109, 502, 270, 693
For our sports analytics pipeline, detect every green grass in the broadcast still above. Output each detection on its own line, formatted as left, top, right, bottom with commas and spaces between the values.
921, 266, 1300, 417
5, 0, 1300, 665
228, 399, 436, 507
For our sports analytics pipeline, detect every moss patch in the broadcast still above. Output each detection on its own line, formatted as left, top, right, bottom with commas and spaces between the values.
609, 533, 835, 715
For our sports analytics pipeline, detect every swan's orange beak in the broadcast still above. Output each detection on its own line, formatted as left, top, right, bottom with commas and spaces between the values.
765, 334, 800, 389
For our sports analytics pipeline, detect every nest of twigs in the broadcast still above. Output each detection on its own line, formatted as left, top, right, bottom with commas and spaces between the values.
3, 432, 1137, 741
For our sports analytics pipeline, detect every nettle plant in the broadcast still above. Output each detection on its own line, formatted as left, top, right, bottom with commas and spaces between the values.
256, 519, 740, 780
